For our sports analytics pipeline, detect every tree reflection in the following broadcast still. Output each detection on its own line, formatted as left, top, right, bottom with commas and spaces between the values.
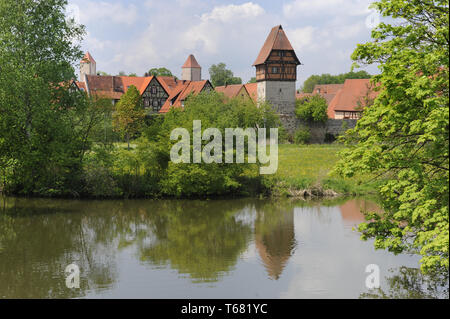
0, 197, 118, 298
360, 267, 449, 299
136, 200, 253, 283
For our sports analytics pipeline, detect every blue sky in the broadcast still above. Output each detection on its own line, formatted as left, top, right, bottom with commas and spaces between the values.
67, 0, 380, 88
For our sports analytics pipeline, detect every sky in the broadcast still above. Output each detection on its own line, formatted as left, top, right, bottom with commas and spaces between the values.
67, 0, 381, 89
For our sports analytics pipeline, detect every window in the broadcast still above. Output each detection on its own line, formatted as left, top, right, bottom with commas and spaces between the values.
151, 86, 157, 94
272, 67, 279, 74
152, 99, 160, 112
278, 51, 285, 57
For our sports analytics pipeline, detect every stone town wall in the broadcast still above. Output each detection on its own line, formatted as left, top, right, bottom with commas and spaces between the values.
280, 115, 357, 144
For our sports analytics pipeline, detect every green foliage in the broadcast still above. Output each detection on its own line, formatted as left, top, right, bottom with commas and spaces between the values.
0, 0, 100, 196
154, 91, 279, 197
148, 67, 174, 77
248, 77, 257, 83
112, 85, 145, 149
294, 126, 311, 145
302, 71, 372, 93
295, 95, 328, 123
209, 63, 242, 87
334, 0, 449, 274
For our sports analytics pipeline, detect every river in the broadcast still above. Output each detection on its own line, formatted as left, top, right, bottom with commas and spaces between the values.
0, 196, 446, 299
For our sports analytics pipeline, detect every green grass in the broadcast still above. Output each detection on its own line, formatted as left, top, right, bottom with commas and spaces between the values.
267, 144, 380, 196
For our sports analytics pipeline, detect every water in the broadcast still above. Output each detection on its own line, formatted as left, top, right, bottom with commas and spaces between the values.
0, 196, 446, 299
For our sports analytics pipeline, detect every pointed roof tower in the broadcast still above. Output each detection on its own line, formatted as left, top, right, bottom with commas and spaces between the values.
182, 54, 201, 69
81, 51, 96, 64
253, 25, 300, 66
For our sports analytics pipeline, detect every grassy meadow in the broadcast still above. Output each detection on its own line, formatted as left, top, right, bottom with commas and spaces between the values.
265, 144, 380, 197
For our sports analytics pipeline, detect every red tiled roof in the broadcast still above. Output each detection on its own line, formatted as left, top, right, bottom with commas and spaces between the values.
253, 25, 300, 66
215, 84, 246, 99
75, 81, 87, 91
159, 80, 211, 113
81, 52, 95, 64
244, 83, 258, 102
160, 81, 191, 113
312, 84, 344, 95
83, 75, 173, 101
158, 76, 179, 91
327, 79, 379, 117
296, 92, 313, 99
182, 54, 201, 68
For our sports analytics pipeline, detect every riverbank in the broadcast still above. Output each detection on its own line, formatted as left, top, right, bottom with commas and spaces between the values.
0, 143, 380, 199
263, 144, 381, 198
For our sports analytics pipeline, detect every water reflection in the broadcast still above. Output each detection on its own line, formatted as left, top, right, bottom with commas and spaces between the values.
339, 199, 382, 226
136, 201, 253, 283
0, 196, 444, 299
360, 267, 449, 299
254, 201, 296, 280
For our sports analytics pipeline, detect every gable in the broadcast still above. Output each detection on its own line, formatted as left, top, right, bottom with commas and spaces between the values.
253, 25, 300, 66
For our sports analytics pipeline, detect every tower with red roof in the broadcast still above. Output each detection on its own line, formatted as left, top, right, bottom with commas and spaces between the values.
80, 52, 97, 82
253, 25, 301, 130
181, 54, 201, 81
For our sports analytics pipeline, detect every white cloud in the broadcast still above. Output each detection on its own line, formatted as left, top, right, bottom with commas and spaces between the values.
77, 1, 139, 25
72, 0, 377, 85
181, 2, 266, 54
83, 32, 114, 51
201, 2, 265, 23
283, 0, 373, 19
285, 26, 318, 53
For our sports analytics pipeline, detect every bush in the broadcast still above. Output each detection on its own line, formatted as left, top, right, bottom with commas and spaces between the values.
295, 95, 328, 123
294, 126, 311, 144
155, 91, 279, 197
278, 126, 293, 144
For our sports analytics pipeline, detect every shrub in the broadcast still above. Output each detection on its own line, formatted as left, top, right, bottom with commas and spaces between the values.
295, 95, 328, 123
155, 91, 279, 197
294, 126, 311, 144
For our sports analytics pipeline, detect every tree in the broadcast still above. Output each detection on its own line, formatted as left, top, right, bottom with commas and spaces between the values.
248, 77, 257, 84
209, 63, 242, 87
97, 71, 110, 76
0, 0, 95, 196
148, 67, 174, 77
295, 95, 328, 123
155, 91, 279, 197
302, 71, 372, 93
112, 85, 145, 150
334, 0, 449, 274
